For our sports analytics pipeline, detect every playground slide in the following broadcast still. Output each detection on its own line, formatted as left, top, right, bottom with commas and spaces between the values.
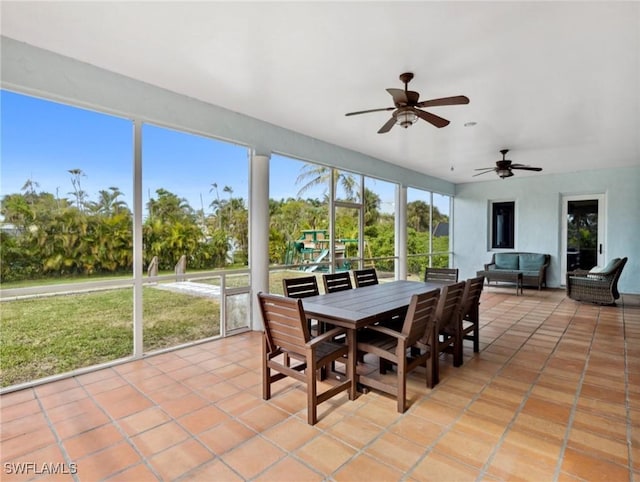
305, 249, 330, 272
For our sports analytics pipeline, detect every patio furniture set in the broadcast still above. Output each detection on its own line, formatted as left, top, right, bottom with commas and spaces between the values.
259, 268, 484, 424
476, 251, 627, 305
259, 255, 628, 424
477, 251, 550, 294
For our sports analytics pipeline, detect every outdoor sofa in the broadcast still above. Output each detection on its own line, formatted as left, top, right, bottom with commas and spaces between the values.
482, 252, 550, 290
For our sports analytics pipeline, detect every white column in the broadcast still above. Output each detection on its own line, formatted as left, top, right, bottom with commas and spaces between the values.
249, 153, 270, 330
395, 185, 407, 280
132, 120, 143, 356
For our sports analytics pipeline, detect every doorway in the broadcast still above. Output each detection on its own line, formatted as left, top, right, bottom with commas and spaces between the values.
561, 194, 605, 284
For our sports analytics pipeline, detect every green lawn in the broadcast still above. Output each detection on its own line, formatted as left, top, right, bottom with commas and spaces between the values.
1, 287, 218, 387
0, 269, 419, 388
0, 270, 294, 388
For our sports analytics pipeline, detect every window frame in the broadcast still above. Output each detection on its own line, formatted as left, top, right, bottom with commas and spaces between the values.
490, 200, 516, 250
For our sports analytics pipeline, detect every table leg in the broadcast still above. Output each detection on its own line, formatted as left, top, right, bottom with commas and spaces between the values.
347, 328, 358, 400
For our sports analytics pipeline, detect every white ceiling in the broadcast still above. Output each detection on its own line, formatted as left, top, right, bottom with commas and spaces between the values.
2, 1, 639, 184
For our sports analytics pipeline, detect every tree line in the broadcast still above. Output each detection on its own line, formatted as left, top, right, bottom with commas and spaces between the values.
0, 168, 449, 282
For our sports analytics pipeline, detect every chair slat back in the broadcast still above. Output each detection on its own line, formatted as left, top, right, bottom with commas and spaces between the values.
258, 293, 310, 354
401, 289, 440, 347
459, 276, 484, 322
323, 272, 353, 293
424, 267, 459, 283
435, 281, 466, 333
283, 276, 320, 299
353, 268, 379, 288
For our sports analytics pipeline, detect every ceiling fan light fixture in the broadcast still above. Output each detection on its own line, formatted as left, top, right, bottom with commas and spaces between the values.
498, 169, 513, 179
345, 73, 469, 133
396, 110, 417, 128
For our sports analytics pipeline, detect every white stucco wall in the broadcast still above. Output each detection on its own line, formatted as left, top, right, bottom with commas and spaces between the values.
453, 166, 640, 294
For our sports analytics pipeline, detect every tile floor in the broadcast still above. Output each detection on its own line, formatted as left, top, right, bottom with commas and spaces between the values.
1, 287, 639, 481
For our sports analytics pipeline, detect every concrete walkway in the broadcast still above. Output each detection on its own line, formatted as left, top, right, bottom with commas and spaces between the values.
153, 281, 221, 298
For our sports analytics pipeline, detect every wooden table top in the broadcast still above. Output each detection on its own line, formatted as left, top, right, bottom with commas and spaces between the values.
301, 280, 447, 329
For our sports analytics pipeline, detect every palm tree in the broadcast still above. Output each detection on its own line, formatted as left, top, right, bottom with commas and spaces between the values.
296, 164, 358, 201
21, 176, 40, 205
0, 194, 34, 231
209, 182, 222, 228
67, 168, 88, 212
147, 188, 193, 222
88, 187, 128, 215
223, 185, 234, 229
363, 188, 381, 225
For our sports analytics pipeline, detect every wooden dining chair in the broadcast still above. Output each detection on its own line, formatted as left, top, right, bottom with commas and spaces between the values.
458, 276, 485, 360
356, 289, 441, 412
283, 276, 321, 334
322, 272, 353, 293
257, 292, 355, 425
424, 267, 459, 283
353, 268, 379, 288
423, 280, 466, 385
282, 275, 320, 299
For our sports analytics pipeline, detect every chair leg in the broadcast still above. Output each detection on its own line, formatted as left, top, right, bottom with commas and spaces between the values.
430, 348, 439, 387
262, 338, 271, 400
397, 360, 406, 413
426, 354, 434, 389
307, 357, 317, 425
473, 324, 479, 353
454, 332, 464, 367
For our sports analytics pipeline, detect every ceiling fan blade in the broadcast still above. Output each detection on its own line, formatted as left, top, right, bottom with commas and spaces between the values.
511, 166, 543, 171
345, 107, 395, 116
377, 117, 396, 134
472, 170, 495, 177
414, 109, 450, 128
417, 95, 470, 108
387, 88, 408, 106
474, 167, 497, 171
406, 90, 420, 104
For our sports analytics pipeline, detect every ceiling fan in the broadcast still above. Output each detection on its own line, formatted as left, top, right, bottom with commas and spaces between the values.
345, 72, 469, 134
474, 149, 543, 179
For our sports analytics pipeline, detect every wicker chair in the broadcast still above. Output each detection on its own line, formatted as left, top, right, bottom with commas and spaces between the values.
424, 267, 459, 283
257, 292, 354, 424
566, 257, 628, 305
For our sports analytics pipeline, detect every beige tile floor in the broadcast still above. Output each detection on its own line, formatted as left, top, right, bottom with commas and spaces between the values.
1, 287, 638, 481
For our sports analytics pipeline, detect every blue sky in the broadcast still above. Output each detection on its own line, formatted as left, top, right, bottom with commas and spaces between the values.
1, 90, 447, 215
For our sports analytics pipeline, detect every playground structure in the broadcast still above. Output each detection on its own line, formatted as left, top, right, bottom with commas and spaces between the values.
284, 229, 371, 272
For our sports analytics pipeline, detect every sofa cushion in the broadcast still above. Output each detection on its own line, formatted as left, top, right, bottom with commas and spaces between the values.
494, 253, 519, 270
519, 253, 546, 271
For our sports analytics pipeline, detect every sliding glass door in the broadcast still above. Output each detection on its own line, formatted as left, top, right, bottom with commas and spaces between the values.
561, 194, 605, 283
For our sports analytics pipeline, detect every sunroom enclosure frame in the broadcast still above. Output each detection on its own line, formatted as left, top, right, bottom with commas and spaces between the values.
1, 39, 456, 391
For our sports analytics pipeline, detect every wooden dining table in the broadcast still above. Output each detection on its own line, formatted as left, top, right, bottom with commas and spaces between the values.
301, 279, 450, 393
